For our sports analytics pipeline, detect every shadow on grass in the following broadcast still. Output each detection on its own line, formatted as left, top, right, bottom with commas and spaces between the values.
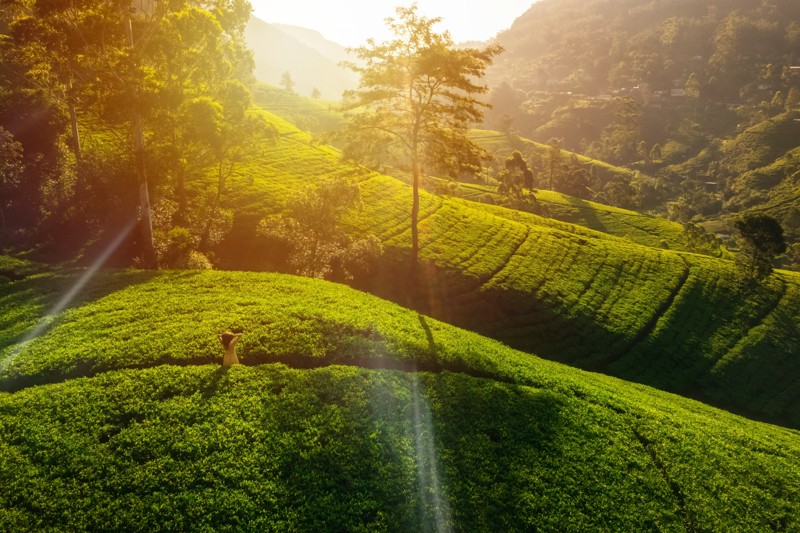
362, 247, 800, 430
0, 269, 166, 351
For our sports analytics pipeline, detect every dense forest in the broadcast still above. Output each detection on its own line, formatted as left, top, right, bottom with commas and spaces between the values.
483, 0, 800, 268
0, 0, 269, 268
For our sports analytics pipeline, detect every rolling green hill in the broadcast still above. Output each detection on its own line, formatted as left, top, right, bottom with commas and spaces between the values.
1, 264, 799, 530
238, 98, 698, 252
470, 129, 640, 186
467, 130, 696, 251
252, 84, 346, 134
460, 181, 689, 251
160, 108, 800, 429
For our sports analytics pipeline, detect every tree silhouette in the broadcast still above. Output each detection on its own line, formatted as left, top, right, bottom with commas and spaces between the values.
340, 4, 501, 281
280, 71, 295, 93
734, 214, 787, 280
497, 151, 534, 200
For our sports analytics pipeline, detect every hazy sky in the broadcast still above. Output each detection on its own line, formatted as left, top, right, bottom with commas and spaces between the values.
249, 1, 534, 47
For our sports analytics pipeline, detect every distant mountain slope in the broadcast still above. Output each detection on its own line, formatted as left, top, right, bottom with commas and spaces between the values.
1, 265, 799, 530
245, 16, 357, 100
272, 23, 351, 64
493, 0, 800, 97
486, 0, 800, 266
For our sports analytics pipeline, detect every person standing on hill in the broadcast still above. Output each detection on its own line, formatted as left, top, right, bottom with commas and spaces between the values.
218, 332, 242, 367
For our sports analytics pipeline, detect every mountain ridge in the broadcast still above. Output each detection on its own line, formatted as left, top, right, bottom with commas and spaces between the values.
245, 16, 358, 99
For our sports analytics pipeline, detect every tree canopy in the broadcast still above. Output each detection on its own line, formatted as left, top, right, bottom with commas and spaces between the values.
340, 4, 501, 280
0, 0, 259, 267
734, 213, 787, 280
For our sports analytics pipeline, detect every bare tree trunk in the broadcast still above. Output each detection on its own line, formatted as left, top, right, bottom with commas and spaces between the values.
176, 158, 187, 219
410, 153, 420, 284
199, 161, 226, 251
129, 18, 157, 269
67, 86, 84, 196
135, 113, 157, 269
68, 102, 81, 163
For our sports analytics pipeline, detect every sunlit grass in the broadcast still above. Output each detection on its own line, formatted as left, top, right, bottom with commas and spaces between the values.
98, 102, 800, 428
0, 267, 798, 530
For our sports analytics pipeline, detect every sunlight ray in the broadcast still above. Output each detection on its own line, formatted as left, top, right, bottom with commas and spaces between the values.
1, 219, 139, 368
411, 372, 452, 532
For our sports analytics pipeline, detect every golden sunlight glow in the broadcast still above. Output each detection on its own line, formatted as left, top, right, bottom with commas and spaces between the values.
249, 0, 534, 46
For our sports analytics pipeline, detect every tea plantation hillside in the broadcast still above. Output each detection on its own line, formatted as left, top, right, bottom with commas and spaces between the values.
247, 89, 694, 251
165, 108, 800, 429
1, 265, 799, 531
456, 179, 692, 252
252, 84, 346, 134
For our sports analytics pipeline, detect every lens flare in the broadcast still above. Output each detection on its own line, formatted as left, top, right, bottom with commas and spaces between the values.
0, 219, 138, 372
411, 372, 453, 532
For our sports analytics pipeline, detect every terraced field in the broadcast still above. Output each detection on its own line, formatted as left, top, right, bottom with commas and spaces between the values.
458, 180, 692, 250
248, 93, 693, 251
252, 83, 346, 134
1, 265, 799, 530
469, 129, 644, 186
162, 106, 800, 428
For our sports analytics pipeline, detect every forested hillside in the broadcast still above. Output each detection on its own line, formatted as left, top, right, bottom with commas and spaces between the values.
486, 0, 800, 266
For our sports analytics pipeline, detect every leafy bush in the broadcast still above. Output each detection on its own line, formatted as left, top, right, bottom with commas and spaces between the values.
1, 270, 799, 531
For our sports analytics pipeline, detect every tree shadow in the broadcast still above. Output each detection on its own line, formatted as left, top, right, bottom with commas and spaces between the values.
362, 245, 800, 429
0, 269, 168, 350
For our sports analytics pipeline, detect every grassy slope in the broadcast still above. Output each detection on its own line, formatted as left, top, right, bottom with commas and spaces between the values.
459, 180, 689, 250
470, 129, 639, 184
252, 83, 346, 134
467, 130, 694, 251
1, 266, 799, 530
187, 109, 800, 428
250, 90, 693, 252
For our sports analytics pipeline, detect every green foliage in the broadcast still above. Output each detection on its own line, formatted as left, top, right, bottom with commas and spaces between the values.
586, 97, 643, 165
496, 150, 534, 200
280, 70, 295, 94
0, 126, 24, 230
259, 177, 382, 281
469, 129, 653, 210
682, 222, 724, 258
0, 268, 799, 530
1, 0, 256, 265
339, 4, 501, 274
734, 213, 787, 281
482, 0, 800, 235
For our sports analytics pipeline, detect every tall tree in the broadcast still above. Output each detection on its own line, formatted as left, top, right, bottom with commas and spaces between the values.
734, 214, 787, 280
3, 0, 253, 267
280, 70, 295, 93
547, 138, 562, 190
340, 4, 501, 280
496, 150, 534, 200
0, 127, 24, 231
191, 81, 277, 251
